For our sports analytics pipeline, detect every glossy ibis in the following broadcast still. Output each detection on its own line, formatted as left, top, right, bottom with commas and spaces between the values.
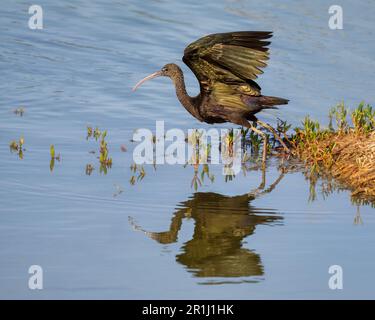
129, 168, 285, 277
133, 31, 289, 164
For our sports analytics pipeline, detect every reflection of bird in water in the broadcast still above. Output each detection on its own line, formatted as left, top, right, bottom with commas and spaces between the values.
133, 31, 290, 165
129, 170, 284, 280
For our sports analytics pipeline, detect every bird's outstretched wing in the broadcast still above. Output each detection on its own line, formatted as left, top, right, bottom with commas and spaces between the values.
182, 31, 272, 101
182, 31, 272, 93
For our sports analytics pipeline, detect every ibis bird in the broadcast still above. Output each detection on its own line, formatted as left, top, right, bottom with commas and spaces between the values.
133, 31, 289, 163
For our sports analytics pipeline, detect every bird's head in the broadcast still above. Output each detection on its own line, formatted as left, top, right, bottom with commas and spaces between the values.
132, 63, 182, 91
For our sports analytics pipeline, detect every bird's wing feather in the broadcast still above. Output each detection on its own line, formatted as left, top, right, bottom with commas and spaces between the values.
210, 82, 250, 111
182, 31, 271, 94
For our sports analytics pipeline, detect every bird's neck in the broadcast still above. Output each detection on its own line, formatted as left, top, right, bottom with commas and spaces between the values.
172, 71, 202, 121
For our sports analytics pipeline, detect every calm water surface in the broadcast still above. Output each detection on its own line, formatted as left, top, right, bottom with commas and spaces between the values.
0, 0, 375, 299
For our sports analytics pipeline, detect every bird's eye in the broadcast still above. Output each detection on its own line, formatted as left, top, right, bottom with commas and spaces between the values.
162, 67, 168, 72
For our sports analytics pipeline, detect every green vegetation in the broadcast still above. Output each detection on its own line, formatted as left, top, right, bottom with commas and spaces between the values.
9, 136, 25, 159
86, 126, 103, 141
87, 126, 113, 174
288, 102, 375, 201
5, 102, 373, 203
13, 107, 25, 116
129, 164, 146, 185
351, 102, 375, 134
85, 164, 94, 175
49, 144, 61, 172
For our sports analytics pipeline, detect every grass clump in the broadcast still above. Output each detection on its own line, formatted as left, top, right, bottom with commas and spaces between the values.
351, 102, 375, 134
86, 127, 113, 174
290, 102, 375, 200
99, 131, 112, 170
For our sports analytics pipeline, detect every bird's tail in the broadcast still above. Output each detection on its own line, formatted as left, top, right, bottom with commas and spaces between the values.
258, 95, 289, 108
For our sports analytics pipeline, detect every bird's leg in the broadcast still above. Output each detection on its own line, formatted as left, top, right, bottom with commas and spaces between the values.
248, 168, 285, 198
256, 120, 290, 153
247, 167, 265, 197
246, 123, 268, 166
232, 118, 268, 167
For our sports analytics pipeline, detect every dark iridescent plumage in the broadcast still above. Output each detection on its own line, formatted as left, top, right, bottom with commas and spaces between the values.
133, 31, 290, 163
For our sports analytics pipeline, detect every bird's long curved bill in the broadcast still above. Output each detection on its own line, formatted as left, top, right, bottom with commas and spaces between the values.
132, 71, 162, 91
